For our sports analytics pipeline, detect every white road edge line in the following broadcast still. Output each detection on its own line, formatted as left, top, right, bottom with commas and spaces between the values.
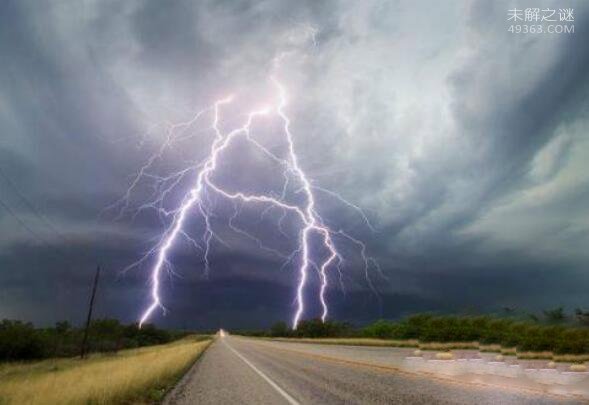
223, 339, 300, 405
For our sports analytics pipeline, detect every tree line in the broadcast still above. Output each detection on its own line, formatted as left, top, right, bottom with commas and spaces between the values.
236, 307, 589, 355
0, 319, 190, 361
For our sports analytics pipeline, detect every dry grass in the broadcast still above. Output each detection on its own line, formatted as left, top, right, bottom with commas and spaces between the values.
418, 341, 479, 351
570, 364, 588, 371
266, 337, 418, 347
479, 344, 502, 353
500, 347, 517, 355
0, 336, 211, 405
435, 352, 454, 360
553, 353, 589, 363
516, 350, 553, 360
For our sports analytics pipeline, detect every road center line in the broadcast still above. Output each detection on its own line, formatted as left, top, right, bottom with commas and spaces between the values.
223, 339, 300, 405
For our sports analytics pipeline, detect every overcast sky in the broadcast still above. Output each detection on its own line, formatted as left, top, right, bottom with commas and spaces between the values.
1, 0, 588, 329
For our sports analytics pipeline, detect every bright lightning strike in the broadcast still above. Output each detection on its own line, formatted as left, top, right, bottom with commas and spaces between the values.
109, 71, 380, 330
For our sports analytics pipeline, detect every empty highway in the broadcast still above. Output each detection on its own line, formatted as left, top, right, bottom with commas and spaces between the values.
164, 336, 583, 405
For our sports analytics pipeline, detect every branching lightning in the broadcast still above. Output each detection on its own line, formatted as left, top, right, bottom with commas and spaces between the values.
109, 61, 380, 329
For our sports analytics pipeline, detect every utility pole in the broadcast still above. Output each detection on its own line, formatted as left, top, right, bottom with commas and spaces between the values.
80, 265, 101, 359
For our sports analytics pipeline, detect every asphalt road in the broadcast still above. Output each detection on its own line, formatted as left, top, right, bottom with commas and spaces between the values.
164, 336, 583, 405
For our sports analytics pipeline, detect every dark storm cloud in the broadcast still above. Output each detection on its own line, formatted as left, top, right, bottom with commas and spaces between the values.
1, 0, 589, 328
377, 2, 589, 247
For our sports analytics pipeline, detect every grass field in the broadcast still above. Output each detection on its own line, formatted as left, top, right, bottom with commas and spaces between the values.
265, 337, 419, 347
0, 336, 211, 405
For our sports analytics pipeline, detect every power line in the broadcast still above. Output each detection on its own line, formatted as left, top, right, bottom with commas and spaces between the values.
0, 167, 95, 267
0, 196, 73, 263
0, 167, 68, 243
0, 197, 53, 248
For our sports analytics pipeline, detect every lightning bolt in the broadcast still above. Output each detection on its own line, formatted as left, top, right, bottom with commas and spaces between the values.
109, 68, 379, 329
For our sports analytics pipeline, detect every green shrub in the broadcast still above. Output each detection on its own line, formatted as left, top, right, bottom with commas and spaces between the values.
270, 321, 290, 337
554, 328, 589, 354
362, 320, 397, 339
479, 318, 513, 344
0, 320, 45, 360
517, 325, 564, 352
0, 319, 186, 362
402, 313, 434, 339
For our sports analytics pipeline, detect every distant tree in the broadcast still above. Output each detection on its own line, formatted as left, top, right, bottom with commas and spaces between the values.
295, 319, 351, 338
296, 319, 327, 338
0, 320, 45, 360
363, 320, 396, 339
55, 321, 71, 334
403, 313, 434, 339
555, 328, 589, 354
543, 307, 566, 324
124, 322, 171, 347
270, 321, 289, 337
88, 319, 124, 352
479, 318, 514, 345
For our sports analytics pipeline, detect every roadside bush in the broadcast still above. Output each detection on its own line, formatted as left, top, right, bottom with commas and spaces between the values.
554, 328, 589, 354
362, 320, 397, 339
479, 318, 513, 345
517, 325, 564, 352
270, 321, 290, 337
294, 319, 352, 338
361, 313, 589, 355
402, 313, 434, 339
0, 320, 45, 360
500, 322, 537, 349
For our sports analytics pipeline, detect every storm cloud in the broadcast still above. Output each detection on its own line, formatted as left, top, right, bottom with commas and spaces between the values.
1, 0, 588, 329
